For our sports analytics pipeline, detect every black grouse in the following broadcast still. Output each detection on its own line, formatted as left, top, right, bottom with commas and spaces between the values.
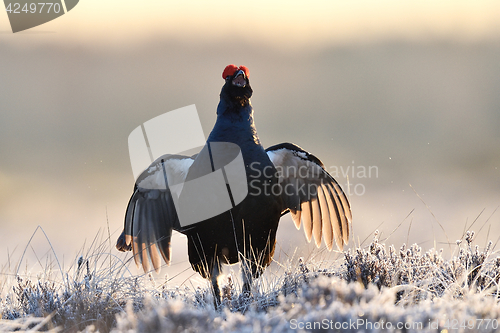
116, 64, 352, 305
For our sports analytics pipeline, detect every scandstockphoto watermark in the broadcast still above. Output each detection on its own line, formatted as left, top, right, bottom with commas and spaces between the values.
290, 318, 425, 331
4, 0, 79, 33
128, 105, 249, 228
247, 161, 378, 197
128, 105, 377, 227
289, 318, 499, 331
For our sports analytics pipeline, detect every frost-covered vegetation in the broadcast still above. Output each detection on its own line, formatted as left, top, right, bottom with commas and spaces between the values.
1, 229, 500, 332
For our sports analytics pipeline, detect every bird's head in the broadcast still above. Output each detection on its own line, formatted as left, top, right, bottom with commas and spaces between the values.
220, 64, 253, 107
223, 64, 249, 88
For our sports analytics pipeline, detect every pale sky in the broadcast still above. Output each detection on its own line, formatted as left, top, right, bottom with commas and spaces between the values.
1, 0, 500, 46
1, 0, 499, 283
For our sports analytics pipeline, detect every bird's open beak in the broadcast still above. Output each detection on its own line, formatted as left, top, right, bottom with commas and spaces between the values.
232, 70, 246, 87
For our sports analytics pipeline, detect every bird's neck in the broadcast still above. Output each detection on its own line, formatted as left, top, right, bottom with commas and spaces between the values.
208, 99, 261, 147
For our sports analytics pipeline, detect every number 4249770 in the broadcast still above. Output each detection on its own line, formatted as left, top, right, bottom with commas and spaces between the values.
6, 3, 62, 14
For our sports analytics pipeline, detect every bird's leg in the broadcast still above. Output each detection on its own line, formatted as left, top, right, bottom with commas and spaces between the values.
241, 258, 253, 296
211, 262, 222, 309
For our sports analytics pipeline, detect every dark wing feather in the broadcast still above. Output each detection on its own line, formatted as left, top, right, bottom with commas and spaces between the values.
116, 154, 194, 273
266, 143, 352, 251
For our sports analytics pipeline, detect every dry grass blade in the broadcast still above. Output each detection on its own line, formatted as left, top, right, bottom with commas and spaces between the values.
1, 227, 500, 332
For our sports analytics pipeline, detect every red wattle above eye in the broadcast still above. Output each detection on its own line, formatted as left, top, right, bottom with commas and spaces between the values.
222, 64, 250, 79
222, 64, 239, 79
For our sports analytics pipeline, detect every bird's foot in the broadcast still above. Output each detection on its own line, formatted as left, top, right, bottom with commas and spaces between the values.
213, 297, 222, 311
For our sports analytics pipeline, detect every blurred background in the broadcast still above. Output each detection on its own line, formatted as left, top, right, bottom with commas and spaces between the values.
1, 0, 499, 286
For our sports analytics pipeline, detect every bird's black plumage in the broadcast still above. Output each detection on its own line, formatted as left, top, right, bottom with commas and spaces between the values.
116, 65, 352, 306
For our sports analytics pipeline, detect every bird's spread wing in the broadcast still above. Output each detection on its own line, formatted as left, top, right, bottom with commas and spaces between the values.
266, 143, 352, 251
116, 154, 194, 273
